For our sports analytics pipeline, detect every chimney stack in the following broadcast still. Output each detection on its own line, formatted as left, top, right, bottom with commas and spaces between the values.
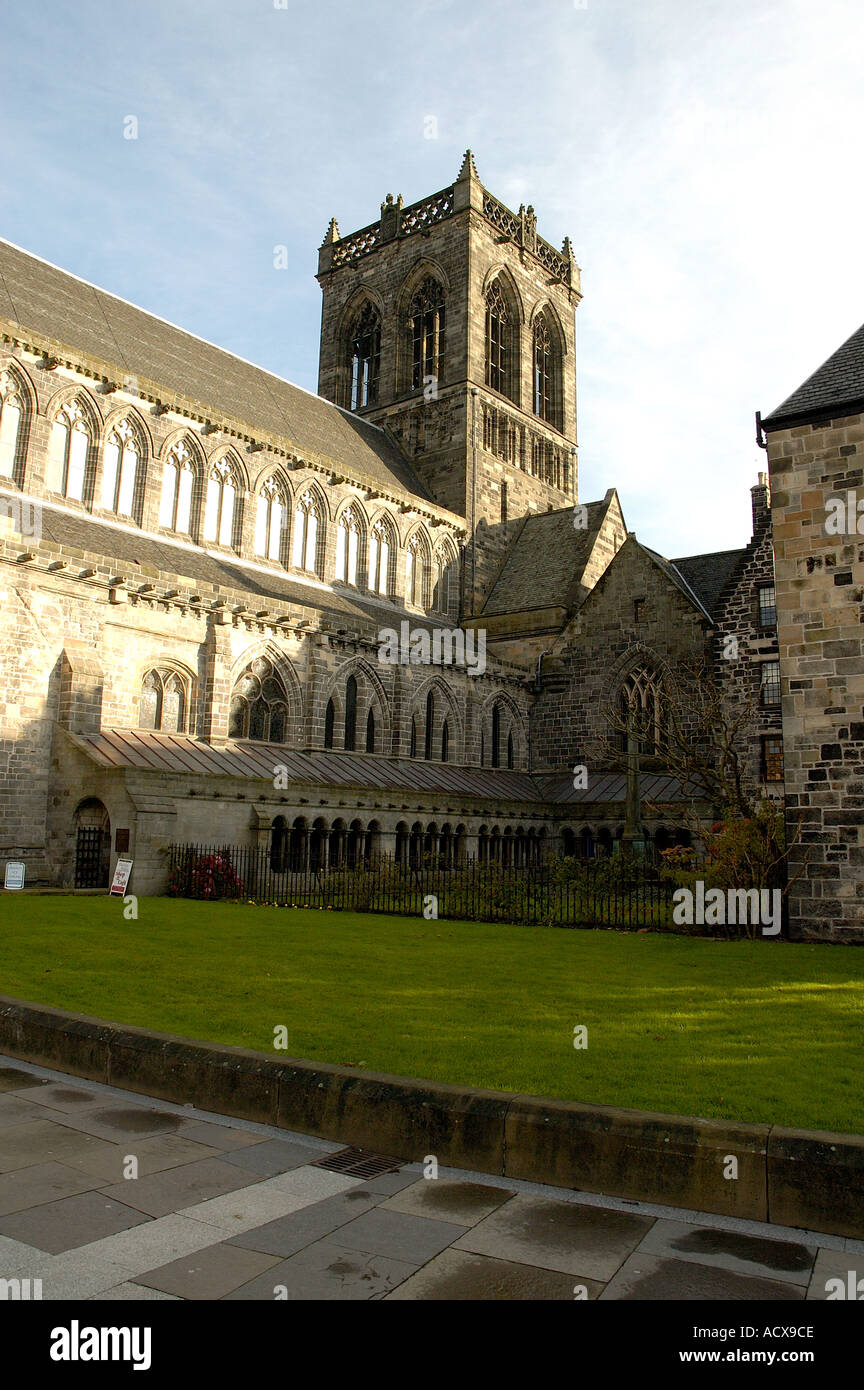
751, 470, 771, 536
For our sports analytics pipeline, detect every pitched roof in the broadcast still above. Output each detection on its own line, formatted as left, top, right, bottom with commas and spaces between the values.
0, 237, 434, 504
762, 318, 864, 427
670, 548, 746, 619
480, 500, 608, 616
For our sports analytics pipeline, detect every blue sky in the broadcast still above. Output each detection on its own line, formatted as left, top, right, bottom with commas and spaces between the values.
1, 0, 862, 556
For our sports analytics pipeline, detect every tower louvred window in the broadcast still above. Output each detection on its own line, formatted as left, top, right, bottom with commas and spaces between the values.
349, 303, 381, 409
409, 277, 445, 390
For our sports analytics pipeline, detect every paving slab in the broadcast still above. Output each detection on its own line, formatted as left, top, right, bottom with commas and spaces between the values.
40, 1104, 189, 1143
224, 1238, 419, 1301
175, 1166, 359, 1233
100, 1158, 262, 1218
220, 1138, 320, 1178
600, 1252, 806, 1301
0, 1162, 95, 1217
135, 1242, 282, 1300
385, 1247, 597, 1300
1, 1248, 141, 1301
453, 1194, 654, 1280
0, 1067, 46, 1094
226, 1188, 381, 1258
59, 1133, 225, 1183
177, 1121, 270, 1151
0, 1190, 151, 1254
633, 1218, 816, 1286
349, 1168, 422, 1196
13, 1083, 109, 1113
380, 1179, 515, 1227
0, 1094, 54, 1128
807, 1248, 864, 1300
72, 1214, 225, 1276
0, 1119, 119, 1174
89, 1282, 180, 1301
333, 1207, 469, 1264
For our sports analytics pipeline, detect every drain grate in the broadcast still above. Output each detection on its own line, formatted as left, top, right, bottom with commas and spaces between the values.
311, 1146, 403, 1179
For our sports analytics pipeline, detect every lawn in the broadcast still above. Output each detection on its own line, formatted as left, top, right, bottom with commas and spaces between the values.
0, 896, 862, 1135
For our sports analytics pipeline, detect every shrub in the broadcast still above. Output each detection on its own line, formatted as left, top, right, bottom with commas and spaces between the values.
168, 851, 245, 901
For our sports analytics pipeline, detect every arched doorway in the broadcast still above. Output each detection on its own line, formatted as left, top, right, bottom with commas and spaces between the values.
74, 799, 111, 888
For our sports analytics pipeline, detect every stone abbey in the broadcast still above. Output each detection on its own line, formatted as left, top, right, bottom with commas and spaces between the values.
0, 151, 858, 938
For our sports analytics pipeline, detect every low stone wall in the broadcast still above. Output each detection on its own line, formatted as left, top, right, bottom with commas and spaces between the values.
0, 994, 860, 1239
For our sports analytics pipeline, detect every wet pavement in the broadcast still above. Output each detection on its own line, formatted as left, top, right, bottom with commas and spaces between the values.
0, 1056, 860, 1301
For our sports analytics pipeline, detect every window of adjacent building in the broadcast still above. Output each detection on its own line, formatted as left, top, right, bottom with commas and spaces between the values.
762, 736, 784, 782
335, 507, 360, 584
365, 707, 376, 754
48, 401, 90, 501
620, 667, 662, 755
758, 584, 777, 629
432, 546, 456, 615
158, 440, 195, 533
761, 659, 781, 707
292, 490, 320, 572
410, 714, 418, 758
324, 698, 335, 749
139, 669, 186, 733
349, 303, 381, 410
0, 371, 23, 478
229, 658, 289, 742
368, 517, 391, 595
409, 278, 445, 391
102, 419, 139, 517
500, 481, 508, 524
424, 691, 434, 761
255, 476, 286, 561
203, 458, 237, 547
507, 731, 514, 770
441, 718, 449, 763
485, 281, 514, 401
491, 702, 501, 768
405, 534, 426, 606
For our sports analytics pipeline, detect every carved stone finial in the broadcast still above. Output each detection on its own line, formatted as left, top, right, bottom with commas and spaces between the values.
457, 149, 479, 182
320, 217, 340, 247
562, 235, 574, 258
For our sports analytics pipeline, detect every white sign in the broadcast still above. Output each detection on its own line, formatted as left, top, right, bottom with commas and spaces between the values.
109, 858, 133, 896
4, 862, 25, 891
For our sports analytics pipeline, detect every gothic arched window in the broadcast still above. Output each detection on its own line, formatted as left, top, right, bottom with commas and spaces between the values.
255, 476, 286, 561
344, 675, 357, 751
335, 507, 360, 584
292, 490, 321, 573
425, 691, 434, 761
410, 715, 418, 759
405, 534, 426, 608
432, 545, 457, 615
159, 440, 196, 533
102, 419, 140, 517
139, 669, 187, 733
409, 278, 445, 391
0, 371, 24, 479
485, 280, 515, 402
620, 667, 663, 756
366, 706, 376, 754
507, 730, 514, 770
48, 400, 91, 501
203, 457, 238, 546
533, 313, 562, 429
441, 719, 449, 763
324, 697, 335, 749
229, 658, 290, 743
349, 303, 381, 410
491, 702, 501, 768
367, 516, 392, 595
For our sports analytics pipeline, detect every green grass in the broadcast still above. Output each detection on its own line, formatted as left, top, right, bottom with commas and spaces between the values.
1, 895, 862, 1134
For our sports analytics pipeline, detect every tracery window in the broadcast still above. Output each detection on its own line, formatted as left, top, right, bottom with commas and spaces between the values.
324, 698, 335, 749
335, 507, 360, 584
102, 419, 140, 517
203, 457, 238, 546
344, 675, 357, 751
292, 490, 321, 572
485, 281, 513, 399
48, 400, 91, 501
366, 707, 376, 754
424, 691, 434, 761
367, 517, 391, 595
409, 278, 445, 390
255, 476, 286, 561
158, 440, 196, 533
533, 314, 561, 428
229, 658, 290, 743
139, 669, 187, 733
405, 534, 426, 607
0, 371, 23, 478
432, 546, 457, 615
619, 667, 663, 755
349, 303, 381, 410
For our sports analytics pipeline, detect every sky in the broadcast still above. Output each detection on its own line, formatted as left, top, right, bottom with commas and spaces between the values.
1, 0, 863, 558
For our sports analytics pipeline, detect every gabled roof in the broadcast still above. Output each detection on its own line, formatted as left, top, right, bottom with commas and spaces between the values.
669, 548, 746, 620
762, 318, 864, 428
480, 499, 608, 617
0, 237, 433, 504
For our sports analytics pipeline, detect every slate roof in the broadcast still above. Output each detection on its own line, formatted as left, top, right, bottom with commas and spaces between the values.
480, 501, 607, 616
27, 504, 456, 631
670, 548, 746, 620
762, 318, 864, 427
65, 729, 697, 806
0, 238, 434, 504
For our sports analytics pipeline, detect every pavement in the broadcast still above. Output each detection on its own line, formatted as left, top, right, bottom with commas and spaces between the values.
0, 1055, 861, 1301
